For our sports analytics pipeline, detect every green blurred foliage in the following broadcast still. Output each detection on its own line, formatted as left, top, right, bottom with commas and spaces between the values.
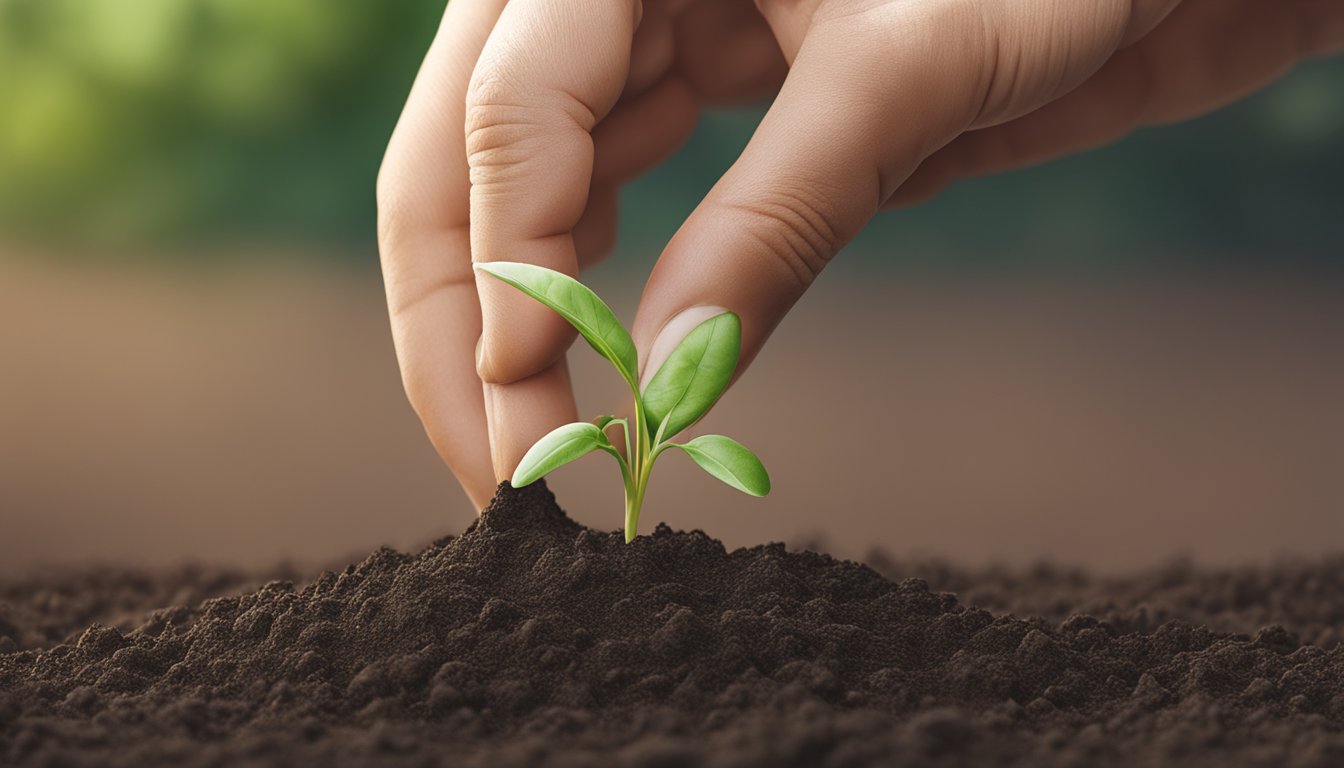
0, 0, 443, 248
0, 0, 1340, 264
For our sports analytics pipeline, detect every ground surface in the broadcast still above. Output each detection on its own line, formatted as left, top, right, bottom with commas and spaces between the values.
1, 483, 1341, 767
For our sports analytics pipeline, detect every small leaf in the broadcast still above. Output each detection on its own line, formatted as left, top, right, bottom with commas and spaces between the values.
475, 262, 638, 389
593, 415, 616, 431
642, 312, 740, 440
671, 435, 770, 497
512, 422, 604, 487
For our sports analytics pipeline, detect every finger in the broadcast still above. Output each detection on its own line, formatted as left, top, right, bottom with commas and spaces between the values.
627, 0, 676, 97
466, 0, 640, 480
674, 0, 787, 104
574, 185, 618, 269
376, 0, 507, 509
593, 76, 698, 187
891, 0, 1328, 207
633, 5, 984, 390
573, 77, 699, 270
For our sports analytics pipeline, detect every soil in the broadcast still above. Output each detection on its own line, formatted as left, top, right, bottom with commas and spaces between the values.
2, 482, 1341, 767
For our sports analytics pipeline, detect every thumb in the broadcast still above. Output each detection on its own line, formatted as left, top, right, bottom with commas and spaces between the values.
633, 5, 981, 384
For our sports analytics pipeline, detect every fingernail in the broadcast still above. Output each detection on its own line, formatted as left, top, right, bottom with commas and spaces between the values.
640, 306, 729, 390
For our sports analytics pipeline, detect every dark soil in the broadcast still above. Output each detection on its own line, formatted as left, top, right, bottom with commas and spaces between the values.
0, 564, 304, 654
2, 482, 1341, 767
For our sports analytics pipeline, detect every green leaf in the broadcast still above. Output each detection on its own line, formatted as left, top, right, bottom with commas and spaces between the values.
670, 435, 770, 497
475, 262, 638, 389
593, 415, 616, 431
642, 312, 740, 441
512, 422, 604, 487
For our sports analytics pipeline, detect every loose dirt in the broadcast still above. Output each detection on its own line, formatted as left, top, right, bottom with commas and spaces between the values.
2, 482, 1341, 766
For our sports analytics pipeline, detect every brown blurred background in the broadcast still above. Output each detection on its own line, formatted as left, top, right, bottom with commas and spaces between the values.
1, 1, 1341, 575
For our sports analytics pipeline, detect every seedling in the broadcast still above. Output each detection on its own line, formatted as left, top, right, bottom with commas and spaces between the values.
475, 262, 770, 542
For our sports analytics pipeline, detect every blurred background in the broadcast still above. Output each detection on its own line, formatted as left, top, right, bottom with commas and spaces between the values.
1, 0, 1341, 576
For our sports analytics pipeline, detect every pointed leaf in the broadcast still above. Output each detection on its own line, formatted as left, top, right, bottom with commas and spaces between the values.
642, 312, 740, 440
475, 262, 638, 388
512, 422, 604, 488
671, 435, 770, 497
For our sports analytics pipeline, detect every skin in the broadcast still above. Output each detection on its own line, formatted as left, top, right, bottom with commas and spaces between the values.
377, 0, 1344, 509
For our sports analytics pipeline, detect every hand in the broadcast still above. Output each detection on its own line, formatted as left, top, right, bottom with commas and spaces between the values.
377, 0, 1343, 509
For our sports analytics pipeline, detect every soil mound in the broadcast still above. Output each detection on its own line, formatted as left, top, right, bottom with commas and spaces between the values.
2, 482, 1341, 767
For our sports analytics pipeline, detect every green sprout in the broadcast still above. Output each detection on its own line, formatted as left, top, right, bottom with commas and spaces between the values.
475, 262, 770, 542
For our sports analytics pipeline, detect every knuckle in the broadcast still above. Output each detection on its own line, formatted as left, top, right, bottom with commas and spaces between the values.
464, 68, 540, 183
918, 1, 996, 122
726, 185, 847, 290
464, 70, 594, 188
464, 116, 540, 189
815, 0, 992, 135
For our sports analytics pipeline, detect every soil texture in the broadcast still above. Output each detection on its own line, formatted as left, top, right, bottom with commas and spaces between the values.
2, 482, 1341, 767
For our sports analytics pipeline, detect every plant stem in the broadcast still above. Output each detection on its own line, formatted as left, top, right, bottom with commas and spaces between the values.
624, 395, 653, 543
623, 479, 643, 544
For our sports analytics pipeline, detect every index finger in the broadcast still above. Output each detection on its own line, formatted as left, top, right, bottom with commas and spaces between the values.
465, 0, 641, 480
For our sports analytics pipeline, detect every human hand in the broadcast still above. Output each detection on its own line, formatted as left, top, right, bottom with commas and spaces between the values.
377, 0, 1343, 509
